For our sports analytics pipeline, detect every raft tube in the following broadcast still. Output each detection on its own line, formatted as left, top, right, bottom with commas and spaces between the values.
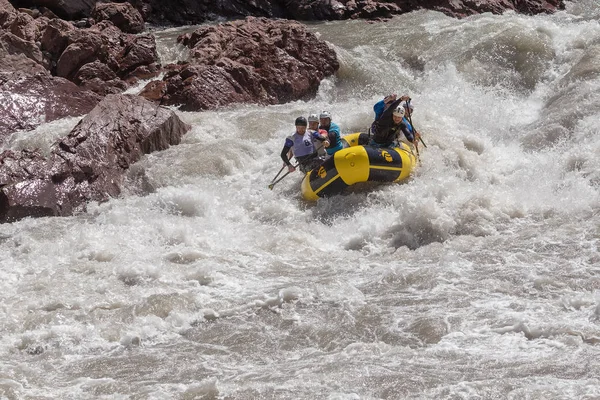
301, 132, 417, 201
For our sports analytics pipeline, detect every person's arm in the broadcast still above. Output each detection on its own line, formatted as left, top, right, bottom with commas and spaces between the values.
311, 130, 327, 142
327, 123, 341, 144
280, 138, 295, 172
317, 129, 331, 147
378, 98, 404, 128
398, 122, 415, 143
373, 100, 386, 120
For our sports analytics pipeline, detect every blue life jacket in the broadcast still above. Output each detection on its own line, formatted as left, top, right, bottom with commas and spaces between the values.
321, 121, 342, 155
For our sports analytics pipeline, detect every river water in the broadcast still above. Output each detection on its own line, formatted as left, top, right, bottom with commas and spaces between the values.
1, 1, 600, 399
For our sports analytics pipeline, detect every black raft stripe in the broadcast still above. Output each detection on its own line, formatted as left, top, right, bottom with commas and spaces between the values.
307, 156, 348, 197
366, 146, 402, 182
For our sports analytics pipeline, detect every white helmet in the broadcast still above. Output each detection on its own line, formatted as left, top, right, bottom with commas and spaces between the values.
308, 113, 319, 122
400, 101, 414, 112
319, 111, 331, 119
393, 107, 405, 117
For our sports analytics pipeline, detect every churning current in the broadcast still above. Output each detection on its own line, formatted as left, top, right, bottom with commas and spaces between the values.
1, 1, 600, 399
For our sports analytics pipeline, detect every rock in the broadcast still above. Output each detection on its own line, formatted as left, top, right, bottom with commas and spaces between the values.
43, 19, 159, 92
129, 0, 566, 25
0, 71, 101, 141
9, 0, 99, 20
92, 2, 144, 34
0, 94, 191, 223
0, 0, 17, 27
142, 17, 339, 111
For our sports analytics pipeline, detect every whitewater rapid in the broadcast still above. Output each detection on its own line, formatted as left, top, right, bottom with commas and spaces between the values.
1, 1, 599, 398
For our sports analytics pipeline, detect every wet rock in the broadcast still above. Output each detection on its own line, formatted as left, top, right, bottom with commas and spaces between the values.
6, 0, 567, 24
92, 2, 144, 34
130, 0, 566, 25
142, 17, 339, 111
39, 18, 74, 60
0, 0, 17, 27
1, 4, 159, 135
9, 0, 99, 20
0, 71, 101, 140
422, 0, 565, 18
41, 19, 159, 93
0, 94, 191, 223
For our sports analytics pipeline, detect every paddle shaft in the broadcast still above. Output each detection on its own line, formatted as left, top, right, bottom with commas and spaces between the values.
269, 140, 326, 190
268, 161, 302, 190
270, 165, 286, 184
406, 100, 427, 148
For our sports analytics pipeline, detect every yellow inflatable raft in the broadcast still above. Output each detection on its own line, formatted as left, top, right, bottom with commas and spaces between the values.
301, 132, 417, 201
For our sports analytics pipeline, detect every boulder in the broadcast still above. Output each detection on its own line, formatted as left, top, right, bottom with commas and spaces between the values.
0, 71, 101, 141
0, 94, 191, 223
9, 0, 98, 20
142, 17, 339, 111
92, 2, 144, 34
131, 0, 565, 24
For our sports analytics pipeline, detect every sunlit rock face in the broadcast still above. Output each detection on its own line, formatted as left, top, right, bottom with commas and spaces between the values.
46, 20, 160, 94
1, 1, 161, 135
0, 94, 191, 223
91, 2, 144, 33
0, 71, 101, 139
140, 17, 339, 111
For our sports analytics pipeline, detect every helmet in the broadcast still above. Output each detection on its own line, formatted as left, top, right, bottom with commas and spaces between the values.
295, 116, 307, 127
319, 111, 331, 119
400, 101, 414, 112
307, 113, 319, 122
393, 107, 405, 117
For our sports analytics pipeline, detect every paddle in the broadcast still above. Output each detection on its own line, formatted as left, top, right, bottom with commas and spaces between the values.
270, 165, 286, 185
268, 140, 326, 190
406, 98, 427, 149
268, 165, 297, 190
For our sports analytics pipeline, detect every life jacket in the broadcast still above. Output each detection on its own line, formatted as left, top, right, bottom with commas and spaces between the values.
315, 129, 328, 156
321, 122, 342, 155
288, 130, 317, 159
371, 121, 403, 146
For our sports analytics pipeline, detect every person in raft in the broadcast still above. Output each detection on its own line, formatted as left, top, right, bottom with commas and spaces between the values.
369, 97, 420, 148
318, 111, 343, 156
281, 116, 329, 173
308, 113, 329, 157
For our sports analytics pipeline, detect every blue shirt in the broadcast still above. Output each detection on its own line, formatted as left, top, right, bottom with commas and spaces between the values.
320, 121, 342, 155
373, 99, 386, 120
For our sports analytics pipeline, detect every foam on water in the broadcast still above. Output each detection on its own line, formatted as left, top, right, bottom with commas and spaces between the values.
1, 4, 600, 399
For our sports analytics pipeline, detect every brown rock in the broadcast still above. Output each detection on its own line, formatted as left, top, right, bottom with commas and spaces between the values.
127, 0, 565, 25
0, 0, 17, 27
138, 79, 167, 102
143, 17, 339, 111
0, 71, 101, 140
39, 18, 75, 62
92, 2, 145, 34
0, 94, 191, 223
10, 0, 98, 20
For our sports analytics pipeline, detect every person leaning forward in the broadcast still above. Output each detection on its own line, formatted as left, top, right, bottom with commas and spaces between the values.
319, 111, 343, 156
370, 98, 417, 148
308, 113, 328, 157
281, 116, 329, 173
373, 93, 410, 120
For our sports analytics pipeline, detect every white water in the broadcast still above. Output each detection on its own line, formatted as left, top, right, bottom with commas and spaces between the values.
1, 2, 600, 398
